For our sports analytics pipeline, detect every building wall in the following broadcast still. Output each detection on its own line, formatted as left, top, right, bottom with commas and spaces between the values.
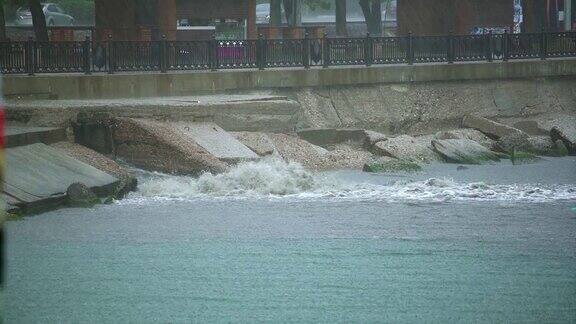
95, 0, 177, 41
398, 0, 514, 35
176, 0, 249, 20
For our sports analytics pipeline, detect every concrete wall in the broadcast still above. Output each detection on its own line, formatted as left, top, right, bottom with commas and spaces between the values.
2, 59, 576, 100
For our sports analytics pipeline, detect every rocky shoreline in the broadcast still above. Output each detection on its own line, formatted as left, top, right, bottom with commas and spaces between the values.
5, 110, 575, 217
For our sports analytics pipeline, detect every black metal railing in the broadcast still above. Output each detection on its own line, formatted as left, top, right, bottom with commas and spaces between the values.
1, 31, 575, 75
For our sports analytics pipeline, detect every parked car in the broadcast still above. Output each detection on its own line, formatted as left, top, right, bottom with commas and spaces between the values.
15, 3, 75, 26
256, 3, 271, 24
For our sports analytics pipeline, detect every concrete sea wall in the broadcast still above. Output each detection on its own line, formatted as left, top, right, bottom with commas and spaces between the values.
3, 58, 576, 100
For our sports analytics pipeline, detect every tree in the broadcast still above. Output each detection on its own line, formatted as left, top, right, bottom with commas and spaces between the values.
0, 0, 6, 40
359, 0, 382, 36
270, 0, 282, 26
27, 0, 48, 41
335, 0, 347, 36
283, 0, 302, 27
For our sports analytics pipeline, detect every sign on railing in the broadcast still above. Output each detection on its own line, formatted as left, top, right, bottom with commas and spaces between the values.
1, 31, 575, 75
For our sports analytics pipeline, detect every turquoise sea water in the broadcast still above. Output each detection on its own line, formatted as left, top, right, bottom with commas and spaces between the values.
5, 158, 576, 323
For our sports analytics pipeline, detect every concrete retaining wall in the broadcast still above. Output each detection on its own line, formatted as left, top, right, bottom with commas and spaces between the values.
3, 58, 576, 100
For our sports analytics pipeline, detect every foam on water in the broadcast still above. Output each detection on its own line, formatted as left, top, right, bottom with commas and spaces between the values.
130, 157, 576, 204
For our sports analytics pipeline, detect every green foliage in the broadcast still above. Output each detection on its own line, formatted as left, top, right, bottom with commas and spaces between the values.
363, 159, 423, 173
510, 151, 541, 165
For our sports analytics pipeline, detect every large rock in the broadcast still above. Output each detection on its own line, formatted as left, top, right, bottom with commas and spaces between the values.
432, 139, 502, 164
462, 115, 525, 139
232, 132, 276, 156
435, 128, 495, 149
513, 120, 549, 136
297, 128, 387, 150
317, 144, 374, 170
371, 135, 441, 163
267, 133, 329, 170
551, 125, 576, 155
363, 130, 388, 148
111, 118, 227, 175
495, 132, 534, 153
66, 183, 99, 208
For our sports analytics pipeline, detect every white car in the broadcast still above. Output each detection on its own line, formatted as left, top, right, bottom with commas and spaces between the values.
15, 3, 75, 26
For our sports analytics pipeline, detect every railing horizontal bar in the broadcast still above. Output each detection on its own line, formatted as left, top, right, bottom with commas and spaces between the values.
1, 32, 575, 74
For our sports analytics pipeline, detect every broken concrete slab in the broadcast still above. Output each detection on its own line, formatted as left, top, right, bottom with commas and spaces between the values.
297, 128, 369, 149
462, 115, 525, 139
267, 133, 329, 170
171, 122, 258, 163
111, 118, 228, 176
371, 135, 442, 163
432, 139, 502, 164
435, 128, 495, 150
5, 126, 67, 148
513, 120, 550, 136
3, 143, 120, 213
232, 132, 276, 156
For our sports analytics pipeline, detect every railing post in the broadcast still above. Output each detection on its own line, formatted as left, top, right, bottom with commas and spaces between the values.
540, 28, 547, 60
257, 34, 266, 70
83, 36, 91, 75
503, 30, 509, 62
322, 33, 330, 68
407, 31, 414, 65
365, 32, 373, 66
487, 31, 493, 62
303, 32, 310, 69
210, 34, 218, 71
448, 30, 454, 64
26, 36, 35, 76
160, 34, 167, 73
107, 34, 115, 74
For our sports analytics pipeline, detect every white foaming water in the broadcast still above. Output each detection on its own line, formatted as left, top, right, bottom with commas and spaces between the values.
130, 157, 576, 204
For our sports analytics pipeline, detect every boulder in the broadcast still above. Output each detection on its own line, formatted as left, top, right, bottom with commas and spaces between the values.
318, 144, 374, 170
371, 135, 442, 163
554, 140, 570, 157
462, 115, 525, 139
527, 136, 557, 156
51, 142, 138, 198
513, 120, 549, 136
297, 128, 367, 148
267, 133, 329, 170
432, 139, 502, 164
232, 132, 276, 156
551, 125, 576, 155
435, 128, 495, 149
495, 132, 534, 154
66, 183, 99, 208
296, 128, 387, 150
363, 130, 388, 148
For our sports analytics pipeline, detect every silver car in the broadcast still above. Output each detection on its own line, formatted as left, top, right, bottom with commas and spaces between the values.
15, 3, 75, 26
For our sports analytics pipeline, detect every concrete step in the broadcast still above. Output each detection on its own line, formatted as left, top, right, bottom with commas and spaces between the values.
5, 126, 67, 148
3, 143, 119, 213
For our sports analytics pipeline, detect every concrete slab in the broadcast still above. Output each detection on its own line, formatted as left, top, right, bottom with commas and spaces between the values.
170, 122, 258, 163
5, 126, 67, 148
3, 143, 119, 211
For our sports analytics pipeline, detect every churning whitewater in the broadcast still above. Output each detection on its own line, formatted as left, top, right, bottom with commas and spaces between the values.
129, 157, 576, 203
